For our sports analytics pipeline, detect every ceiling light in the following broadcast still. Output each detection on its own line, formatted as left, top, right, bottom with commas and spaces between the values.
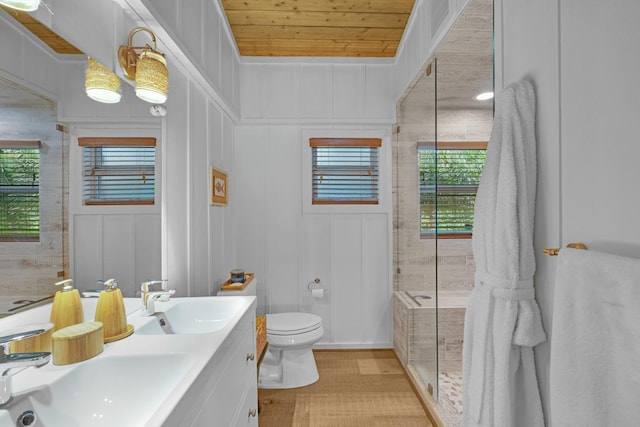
85, 58, 121, 104
0, 0, 40, 12
475, 91, 494, 101
118, 27, 168, 104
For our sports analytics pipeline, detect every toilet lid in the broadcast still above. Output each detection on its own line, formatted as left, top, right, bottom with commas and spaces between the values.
266, 312, 322, 335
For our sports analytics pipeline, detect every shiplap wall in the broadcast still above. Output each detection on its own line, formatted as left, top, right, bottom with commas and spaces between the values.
113, 0, 241, 296
236, 58, 396, 346
495, 0, 640, 423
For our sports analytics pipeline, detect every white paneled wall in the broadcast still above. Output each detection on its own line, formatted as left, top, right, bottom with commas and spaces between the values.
494, 0, 640, 423
68, 117, 162, 297
240, 62, 394, 123
188, 82, 210, 297
235, 54, 395, 346
235, 127, 393, 347
72, 214, 160, 297
135, 0, 241, 117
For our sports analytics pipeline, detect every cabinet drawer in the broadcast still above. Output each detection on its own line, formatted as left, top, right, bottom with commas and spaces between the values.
233, 373, 258, 427
191, 317, 256, 426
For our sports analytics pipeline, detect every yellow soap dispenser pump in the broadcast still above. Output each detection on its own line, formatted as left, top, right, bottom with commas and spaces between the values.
94, 279, 133, 342
50, 279, 84, 332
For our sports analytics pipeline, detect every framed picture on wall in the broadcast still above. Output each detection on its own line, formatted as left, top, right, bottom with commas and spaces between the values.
210, 167, 228, 206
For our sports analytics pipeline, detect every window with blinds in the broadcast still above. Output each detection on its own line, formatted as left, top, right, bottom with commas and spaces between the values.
79, 137, 156, 205
0, 141, 40, 241
418, 141, 487, 238
310, 138, 381, 205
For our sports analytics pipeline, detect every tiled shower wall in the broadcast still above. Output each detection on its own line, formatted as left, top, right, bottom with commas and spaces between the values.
393, 104, 490, 294
393, 108, 491, 293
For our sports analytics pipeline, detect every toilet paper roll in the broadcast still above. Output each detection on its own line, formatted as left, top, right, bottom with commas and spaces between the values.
312, 289, 326, 299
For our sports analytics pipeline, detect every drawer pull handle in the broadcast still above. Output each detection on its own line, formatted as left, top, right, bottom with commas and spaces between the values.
248, 408, 257, 417
246, 353, 255, 361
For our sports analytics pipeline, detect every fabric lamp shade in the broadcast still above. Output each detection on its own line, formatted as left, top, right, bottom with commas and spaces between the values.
85, 58, 121, 104
135, 50, 168, 104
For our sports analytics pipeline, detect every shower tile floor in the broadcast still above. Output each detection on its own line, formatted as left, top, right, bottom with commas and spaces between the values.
438, 370, 463, 425
413, 364, 463, 426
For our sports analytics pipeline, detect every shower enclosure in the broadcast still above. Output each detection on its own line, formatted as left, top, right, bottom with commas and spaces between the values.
392, 1, 493, 426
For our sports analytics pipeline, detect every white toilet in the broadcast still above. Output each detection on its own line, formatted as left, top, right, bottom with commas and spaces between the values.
218, 276, 324, 389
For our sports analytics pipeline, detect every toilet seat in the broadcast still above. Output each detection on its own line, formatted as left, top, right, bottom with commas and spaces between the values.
266, 312, 322, 336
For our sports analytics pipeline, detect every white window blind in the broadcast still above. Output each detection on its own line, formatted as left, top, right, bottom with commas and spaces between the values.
310, 138, 381, 205
0, 140, 40, 241
79, 137, 156, 205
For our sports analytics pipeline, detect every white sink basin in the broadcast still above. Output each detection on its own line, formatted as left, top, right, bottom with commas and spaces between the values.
134, 296, 246, 335
0, 295, 256, 426
1, 353, 193, 426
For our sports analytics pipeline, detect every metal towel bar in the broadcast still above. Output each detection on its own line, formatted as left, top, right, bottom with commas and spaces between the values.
543, 242, 588, 256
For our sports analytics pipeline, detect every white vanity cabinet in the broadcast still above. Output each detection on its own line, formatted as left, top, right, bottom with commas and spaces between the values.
164, 305, 258, 426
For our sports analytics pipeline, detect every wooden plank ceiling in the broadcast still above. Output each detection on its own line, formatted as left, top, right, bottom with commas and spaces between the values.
220, 0, 416, 57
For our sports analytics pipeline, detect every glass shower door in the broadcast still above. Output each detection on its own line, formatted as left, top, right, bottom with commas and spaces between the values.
393, 60, 439, 400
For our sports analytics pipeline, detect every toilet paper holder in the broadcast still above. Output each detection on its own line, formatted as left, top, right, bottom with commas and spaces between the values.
306, 277, 327, 298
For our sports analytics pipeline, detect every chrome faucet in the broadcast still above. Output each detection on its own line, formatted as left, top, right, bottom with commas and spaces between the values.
141, 280, 174, 315
0, 327, 51, 405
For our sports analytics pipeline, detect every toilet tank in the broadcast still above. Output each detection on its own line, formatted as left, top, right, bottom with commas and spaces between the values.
217, 275, 257, 296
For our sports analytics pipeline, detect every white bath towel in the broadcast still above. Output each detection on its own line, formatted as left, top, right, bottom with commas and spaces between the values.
462, 79, 546, 427
550, 248, 640, 427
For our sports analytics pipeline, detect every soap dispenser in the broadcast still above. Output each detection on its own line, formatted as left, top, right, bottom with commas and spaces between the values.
50, 279, 84, 332
94, 279, 133, 342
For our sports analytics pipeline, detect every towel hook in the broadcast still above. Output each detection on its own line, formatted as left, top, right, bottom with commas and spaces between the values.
543, 242, 588, 256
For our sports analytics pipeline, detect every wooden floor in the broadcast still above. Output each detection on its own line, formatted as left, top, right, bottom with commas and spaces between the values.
258, 349, 434, 427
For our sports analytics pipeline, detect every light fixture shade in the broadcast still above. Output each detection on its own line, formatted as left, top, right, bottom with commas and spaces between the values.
85, 58, 121, 104
135, 51, 168, 104
0, 0, 40, 11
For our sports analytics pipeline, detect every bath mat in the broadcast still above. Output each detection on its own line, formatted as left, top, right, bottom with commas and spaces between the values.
292, 392, 431, 427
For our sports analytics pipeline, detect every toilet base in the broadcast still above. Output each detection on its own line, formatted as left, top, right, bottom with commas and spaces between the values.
258, 347, 319, 389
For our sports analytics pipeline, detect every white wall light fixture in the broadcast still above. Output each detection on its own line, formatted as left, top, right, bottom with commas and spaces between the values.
85, 57, 122, 104
0, 0, 40, 11
118, 27, 168, 104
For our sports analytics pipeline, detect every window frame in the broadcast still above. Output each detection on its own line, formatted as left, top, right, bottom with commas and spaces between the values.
418, 140, 488, 239
310, 137, 381, 205
78, 137, 156, 206
0, 140, 41, 242
302, 129, 390, 215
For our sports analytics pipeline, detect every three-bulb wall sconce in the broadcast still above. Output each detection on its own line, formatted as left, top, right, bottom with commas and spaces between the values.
85, 27, 168, 105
